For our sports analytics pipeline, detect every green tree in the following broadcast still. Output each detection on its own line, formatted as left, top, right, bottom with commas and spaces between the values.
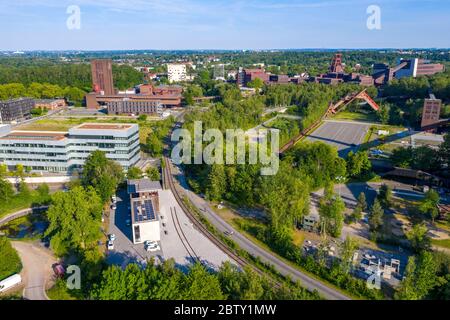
247, 78, 264, 90
357, 192, 367, 212
137, 114, 147, 122
346, 151, 371, 179
146, 134, 164, 157
439, 133, 450, 169
377, 104, 390, 124
146, 166, 161, 181
351, 205, 363, 222
391, 147, 413, 168
0, 236, 22, 280
396, 251, 438, 300
407, 223, 431, 253
378, 184, 392, 208
368, 199, 384, 231
15, 164, 24, 178
81, 151, 124, 203
45, 186, 103, 256
419, 189, 440, 222
0, 178, 14, 202
206, 164, 227, 201
260, 163, 310, 232
340, 236, 359, 274
182, 263, 225, 300
127, 167, 143, 180
319, 193, 345, 238
0, 164, 7, 177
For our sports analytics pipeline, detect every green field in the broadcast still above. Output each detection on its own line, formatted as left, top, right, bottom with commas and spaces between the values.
332, 111, 378, 122
14, 117, 161, 144
432, 239, 450, 249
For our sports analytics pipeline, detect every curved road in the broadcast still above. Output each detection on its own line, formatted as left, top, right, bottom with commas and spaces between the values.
167, 160, 351, 300
12, 241, 56, 300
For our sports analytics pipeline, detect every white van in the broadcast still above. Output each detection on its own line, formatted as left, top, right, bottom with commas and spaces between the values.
0, 274, 22, 293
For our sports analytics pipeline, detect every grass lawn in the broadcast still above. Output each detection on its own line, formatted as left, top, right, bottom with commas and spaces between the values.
46, 279, 78, 300
15, 117, 160, 144
332, 111, 378, 122
432, 239, 450, 249
0, 190, 50, 219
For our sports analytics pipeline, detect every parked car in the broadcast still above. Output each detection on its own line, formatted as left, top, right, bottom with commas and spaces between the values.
111, 204, 117, 210
108, 234, 116, 241
107, 241, 114, 250
125, 219, 131, 226
112, 195, 117, 203
145, 241, 160, 252
52, 263, 65, 277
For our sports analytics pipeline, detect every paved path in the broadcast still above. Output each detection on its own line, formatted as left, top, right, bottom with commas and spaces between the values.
12, 241, 56, 300
0, 206, 48, 227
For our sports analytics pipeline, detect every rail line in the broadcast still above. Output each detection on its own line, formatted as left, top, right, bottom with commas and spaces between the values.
162, 156, 263, 275
170, 206, 200, 262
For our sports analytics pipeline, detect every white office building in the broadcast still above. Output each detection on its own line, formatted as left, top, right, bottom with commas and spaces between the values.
127, 179, 162, 244
0, 123, 140, 173
167, 63, 187, 83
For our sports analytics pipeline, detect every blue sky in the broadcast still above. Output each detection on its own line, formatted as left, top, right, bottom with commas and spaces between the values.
0, 0, 449, 50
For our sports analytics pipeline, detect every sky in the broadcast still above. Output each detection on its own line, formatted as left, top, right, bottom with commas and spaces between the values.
0, 0, 449, 50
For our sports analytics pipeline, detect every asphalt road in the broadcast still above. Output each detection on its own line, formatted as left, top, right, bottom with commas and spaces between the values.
306, 120, 371, 157
169, 162, 351, 300
12, 241, 56, 300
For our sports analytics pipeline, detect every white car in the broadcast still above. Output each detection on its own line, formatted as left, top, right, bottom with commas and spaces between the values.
107, 241, 114, 250
112, 195, 117, 203
109, 234, 116, 241
145, 241, 160, 252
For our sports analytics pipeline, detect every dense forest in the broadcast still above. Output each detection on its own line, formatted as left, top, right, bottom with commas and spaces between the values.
90, 261, 320, 300
0, 58, 143, 105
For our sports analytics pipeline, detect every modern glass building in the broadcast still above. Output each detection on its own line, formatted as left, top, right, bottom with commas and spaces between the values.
0, 123, 140, 173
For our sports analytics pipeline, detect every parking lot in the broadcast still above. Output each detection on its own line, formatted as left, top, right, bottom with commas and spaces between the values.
106, 189, 162, 268
306, 120, 371, 157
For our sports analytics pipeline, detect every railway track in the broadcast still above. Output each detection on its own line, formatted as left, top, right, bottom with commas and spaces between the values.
170, 206, 200, 262
162, 156, 263, 274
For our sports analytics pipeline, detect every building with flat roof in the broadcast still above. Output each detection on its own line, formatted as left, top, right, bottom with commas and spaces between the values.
0, 123, 140, 173
395, 58, 445, 79
167, 63, 187, 83
91, 59, 115, 95
106, 98, 163, 116
421, 94, 442, 130
0, 98, 35, 123
127, 179, 162, 244
34, 99, 67, 110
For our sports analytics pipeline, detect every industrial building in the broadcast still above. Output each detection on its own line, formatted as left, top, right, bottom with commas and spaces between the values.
0, 98, 35, 123
310, 54, 374, 86
422, 94, 442, 129
34, 98, 67, 110
236, 67, 306, 87
127, 179, 162, 244
0, 123, 140, 173
373, 58, 445, 85
91, 59, 115, 95
86, 59, 183, 110
106, 98, 163, 116
394, 58, 445, 79
167, 63, 187, 83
